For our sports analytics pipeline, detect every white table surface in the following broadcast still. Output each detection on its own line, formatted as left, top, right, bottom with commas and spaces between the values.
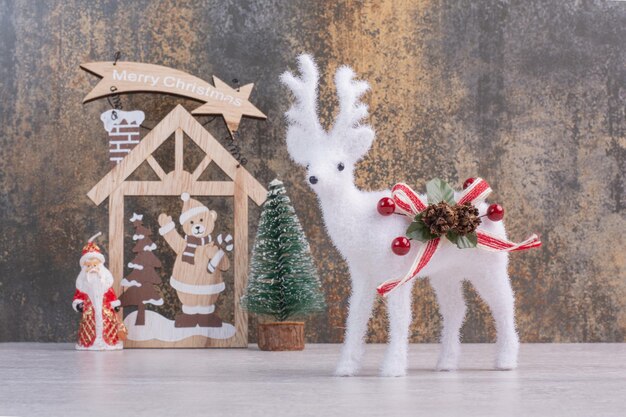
0, 343, 624, 417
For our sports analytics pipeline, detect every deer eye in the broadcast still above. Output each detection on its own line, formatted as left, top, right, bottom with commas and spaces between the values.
306, 164, 310, 170
200, 218, 203, 222
190, 221, 194, 224
337, 162, 345, 171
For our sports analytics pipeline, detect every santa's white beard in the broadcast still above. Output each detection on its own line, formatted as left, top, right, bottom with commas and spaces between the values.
76, 265, 114, 345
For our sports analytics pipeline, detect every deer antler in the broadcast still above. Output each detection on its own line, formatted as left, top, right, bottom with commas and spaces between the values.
331, 66, 375, 161
280, 54, 324, 166
281, 55, 375, 164
331, 66, 370, 134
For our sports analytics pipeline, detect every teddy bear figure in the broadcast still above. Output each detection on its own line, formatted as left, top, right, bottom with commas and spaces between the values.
158, 193, 232, 328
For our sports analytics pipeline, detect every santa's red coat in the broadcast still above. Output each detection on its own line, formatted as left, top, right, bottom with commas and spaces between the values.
73, 288, 122, 348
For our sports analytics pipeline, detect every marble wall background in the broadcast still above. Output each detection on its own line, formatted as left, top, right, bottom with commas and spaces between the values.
0, 0, 624, 343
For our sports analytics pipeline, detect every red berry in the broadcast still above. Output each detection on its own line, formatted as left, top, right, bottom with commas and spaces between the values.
487, 204, 505, 221
463, 177, 476, 190
391, 237, 411, 256
377, 197, 396, 216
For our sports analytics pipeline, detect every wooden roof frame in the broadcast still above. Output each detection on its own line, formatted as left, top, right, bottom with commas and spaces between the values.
88, 104, 266, 206
88, 104, 267, 348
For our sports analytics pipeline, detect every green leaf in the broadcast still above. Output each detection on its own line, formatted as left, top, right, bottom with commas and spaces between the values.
406, 215, 437, 242
446, 230, 460, 246
426, 178, 456, 205
447, 231, 477, 249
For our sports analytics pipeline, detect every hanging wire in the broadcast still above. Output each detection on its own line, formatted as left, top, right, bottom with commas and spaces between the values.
226, 79, 247, 165
201, 115, 248, 167
225, 130, 247, 167
107, 86, 123, 111
107, 51, 123, 115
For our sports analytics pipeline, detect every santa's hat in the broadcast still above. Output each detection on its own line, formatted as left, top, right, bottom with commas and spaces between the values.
80, 232, 106, 266
179, 193, 209, 225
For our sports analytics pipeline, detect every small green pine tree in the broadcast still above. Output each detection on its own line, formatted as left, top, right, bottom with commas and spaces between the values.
242, 179, 325, 322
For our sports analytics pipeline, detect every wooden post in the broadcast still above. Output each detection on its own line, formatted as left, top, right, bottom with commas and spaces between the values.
108, 188, 124, 295
233, 168, 249, 347
175, 128, 183, 173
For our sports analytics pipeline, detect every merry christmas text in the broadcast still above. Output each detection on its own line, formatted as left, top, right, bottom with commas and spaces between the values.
112, 69, 243, 107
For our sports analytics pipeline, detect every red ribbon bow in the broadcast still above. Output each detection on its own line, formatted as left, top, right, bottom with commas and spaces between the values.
377, 178, 541, 297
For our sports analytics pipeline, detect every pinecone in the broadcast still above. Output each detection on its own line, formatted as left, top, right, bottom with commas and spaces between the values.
422, 202, 457, 236
454, 203, 481, 235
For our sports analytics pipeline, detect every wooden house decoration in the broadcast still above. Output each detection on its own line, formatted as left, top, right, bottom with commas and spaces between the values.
87, 104, 267, 348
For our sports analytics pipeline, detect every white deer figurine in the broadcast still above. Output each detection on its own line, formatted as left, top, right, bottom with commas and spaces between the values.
280, 54, 520, 377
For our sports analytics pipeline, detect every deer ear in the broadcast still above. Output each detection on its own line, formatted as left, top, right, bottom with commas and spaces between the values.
343, 126, 375, 162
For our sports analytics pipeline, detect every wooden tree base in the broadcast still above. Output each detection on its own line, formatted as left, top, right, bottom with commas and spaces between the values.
257, 322, 305, 351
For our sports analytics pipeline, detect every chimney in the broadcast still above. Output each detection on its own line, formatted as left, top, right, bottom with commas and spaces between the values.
100, 110, 146, 167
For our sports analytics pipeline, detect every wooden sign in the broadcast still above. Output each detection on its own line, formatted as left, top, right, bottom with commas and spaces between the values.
80, 61, 266, 135
87, 105, 267, 348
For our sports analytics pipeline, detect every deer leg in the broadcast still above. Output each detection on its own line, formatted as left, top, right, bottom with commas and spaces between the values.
380, 281, 413, 377
470, 267, 519, 370
430, 276, 466, 371
335, 280, 376, 377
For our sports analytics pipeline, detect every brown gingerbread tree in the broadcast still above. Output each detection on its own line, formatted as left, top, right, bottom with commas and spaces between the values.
120, 213, 164, 325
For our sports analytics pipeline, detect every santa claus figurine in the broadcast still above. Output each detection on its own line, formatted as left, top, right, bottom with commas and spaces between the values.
72, 232, 127, 350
